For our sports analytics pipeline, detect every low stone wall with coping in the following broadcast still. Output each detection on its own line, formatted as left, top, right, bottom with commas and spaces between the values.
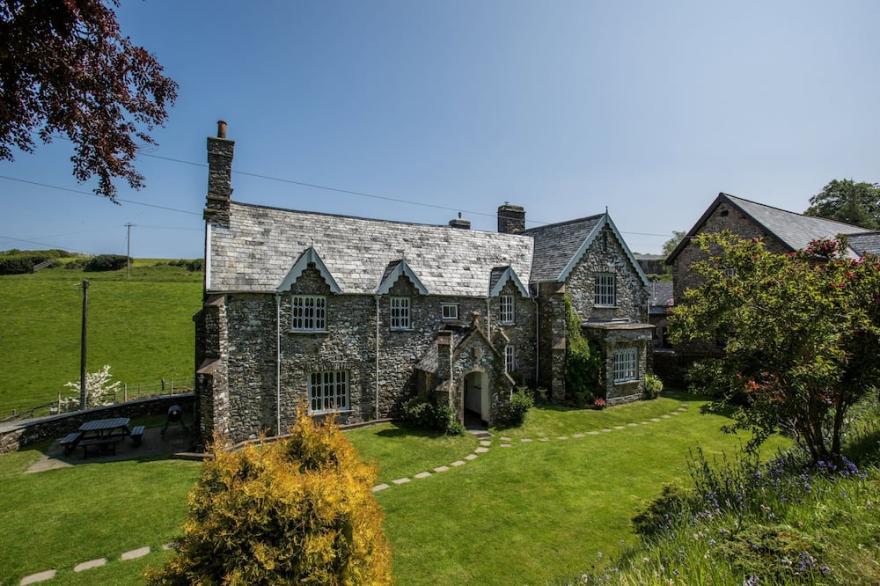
0, 393, 195, 454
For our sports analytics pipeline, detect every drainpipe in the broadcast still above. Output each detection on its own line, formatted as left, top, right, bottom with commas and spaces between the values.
275, 293, 281, 436
532, 296, 540, 386
486, 297, 491, 338
375, 295, 380, 420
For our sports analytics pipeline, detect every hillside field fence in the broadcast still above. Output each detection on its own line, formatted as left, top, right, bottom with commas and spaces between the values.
0, 375, 196, 423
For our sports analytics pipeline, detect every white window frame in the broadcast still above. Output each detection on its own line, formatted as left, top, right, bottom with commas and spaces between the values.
390, 296, 411, 330
308, 370, 350, 413
594, 273, 617, 307
291, 295, 326, 332
499, 294, 515, 325
505, 344, 516, 373
441, 303, 459, 321
612, 347, 639, 384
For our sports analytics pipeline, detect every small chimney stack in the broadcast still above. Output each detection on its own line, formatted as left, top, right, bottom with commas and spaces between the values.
497, 203, 525, 234
204, 120, 235, 226
448, 212, 471, 229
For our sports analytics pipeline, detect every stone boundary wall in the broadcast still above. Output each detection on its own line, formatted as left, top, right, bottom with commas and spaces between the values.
0, 393, 195, 454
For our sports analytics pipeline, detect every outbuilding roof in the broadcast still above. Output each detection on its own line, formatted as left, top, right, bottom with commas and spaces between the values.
666, 193, 872, 263
847, 232, 880, 256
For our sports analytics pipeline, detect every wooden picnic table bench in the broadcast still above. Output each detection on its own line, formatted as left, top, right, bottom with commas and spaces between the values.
59, 432, 82, 456
78, 435, 122, 458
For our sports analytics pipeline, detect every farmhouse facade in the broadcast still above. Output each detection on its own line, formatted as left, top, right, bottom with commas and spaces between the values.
194, 124, 652, 443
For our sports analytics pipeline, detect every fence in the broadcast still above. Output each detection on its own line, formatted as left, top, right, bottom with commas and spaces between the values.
0, 375, 196, 423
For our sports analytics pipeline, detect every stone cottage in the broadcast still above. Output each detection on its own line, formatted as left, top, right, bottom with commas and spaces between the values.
195, 123, 652, 443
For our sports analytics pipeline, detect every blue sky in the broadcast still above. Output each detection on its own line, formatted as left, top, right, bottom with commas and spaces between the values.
2, 0, 879, 257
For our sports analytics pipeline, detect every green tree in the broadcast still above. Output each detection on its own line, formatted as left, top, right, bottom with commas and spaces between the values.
804, 179, 880, 229
668, 231, 880, 461
662, 231, 686, 256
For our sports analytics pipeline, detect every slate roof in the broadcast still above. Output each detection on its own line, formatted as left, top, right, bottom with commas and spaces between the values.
649, 281, 674, 308
207, 202, 534, 297
667, 193, 873, 263
521, 215, 604, 282
847, 232, 880, 256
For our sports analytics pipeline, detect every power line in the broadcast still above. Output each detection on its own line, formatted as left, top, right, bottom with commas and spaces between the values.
0, 175, 201, 217
142, 153, 673, 237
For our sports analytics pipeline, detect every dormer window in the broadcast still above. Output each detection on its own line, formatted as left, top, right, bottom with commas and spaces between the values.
291, 295, 326, 331
594, 273, 616, 307
500, 295, 515, 325
390, 296, 411, 330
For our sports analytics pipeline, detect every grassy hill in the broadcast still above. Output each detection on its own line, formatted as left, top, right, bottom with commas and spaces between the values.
0, 259, 202, 415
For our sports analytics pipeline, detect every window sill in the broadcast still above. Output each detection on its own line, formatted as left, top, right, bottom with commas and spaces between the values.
613, 379, 640, 386
499, 321, 515, 326
309, 408, 353, 416
594, 305, 618, 309
390, 328, 414, 332
290, 329, 328, 334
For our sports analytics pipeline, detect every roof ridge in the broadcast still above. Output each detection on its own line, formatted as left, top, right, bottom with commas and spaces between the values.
231, 200, 525, 238
722, 192, 871, 231
521, 213, 605, 233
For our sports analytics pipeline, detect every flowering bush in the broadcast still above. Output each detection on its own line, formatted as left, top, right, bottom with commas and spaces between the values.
643, 373, 663, 399
593, 398, 607, 410
60, 365, 120, 410
146, 409, 392, 585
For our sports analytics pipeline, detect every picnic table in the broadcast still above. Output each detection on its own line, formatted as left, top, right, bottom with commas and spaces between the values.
58, 417, 146, 458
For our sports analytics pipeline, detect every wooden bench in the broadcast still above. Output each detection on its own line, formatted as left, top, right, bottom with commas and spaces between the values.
78, 436, 121, 458
130, 426, 145, 447
59, 432, 82, 456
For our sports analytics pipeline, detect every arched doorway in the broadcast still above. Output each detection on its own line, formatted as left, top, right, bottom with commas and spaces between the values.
463, 370, 489, 425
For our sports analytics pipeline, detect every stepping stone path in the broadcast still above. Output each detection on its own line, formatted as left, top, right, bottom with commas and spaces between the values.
362, 402, 689, 496
20, 570, 56, 585
74, 559, 106, 573
120, 547, 150, 561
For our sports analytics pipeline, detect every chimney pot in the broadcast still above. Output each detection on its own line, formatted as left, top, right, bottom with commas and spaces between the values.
217, 120, 228, 139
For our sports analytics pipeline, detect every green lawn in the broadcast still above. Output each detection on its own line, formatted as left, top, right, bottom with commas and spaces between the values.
0, 262, 201, 413
0, 393, 784, 585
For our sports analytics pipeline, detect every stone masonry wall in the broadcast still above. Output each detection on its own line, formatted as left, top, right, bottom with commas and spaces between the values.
218, 265, 537, 443
488, 280, 537, 388
566, 224, 649, 324
672, 200, 789, 304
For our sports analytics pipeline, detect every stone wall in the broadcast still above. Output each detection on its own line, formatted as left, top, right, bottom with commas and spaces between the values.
0, 393, 195, 454
214, 265, 537, 443
566, 224, 649, 324
450, 332, 512, 425
671, 200, 788, 303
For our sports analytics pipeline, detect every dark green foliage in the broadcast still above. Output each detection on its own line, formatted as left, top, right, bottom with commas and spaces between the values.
84, 254, 130, 272
495, 389, 534, 427
162, 258, 204, 272
564, 296, 602, 402
716, 524, 825, 581
632, 484, 687, 538
402, 397, 464, 435
0, 255, 46, 274
805, 178, 880, 229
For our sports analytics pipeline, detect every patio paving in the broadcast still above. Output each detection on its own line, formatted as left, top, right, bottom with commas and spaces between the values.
26, 426, 192, 474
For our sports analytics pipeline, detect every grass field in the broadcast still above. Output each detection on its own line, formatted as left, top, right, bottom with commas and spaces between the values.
0, 393, 787, 585
0, 261, 201, 414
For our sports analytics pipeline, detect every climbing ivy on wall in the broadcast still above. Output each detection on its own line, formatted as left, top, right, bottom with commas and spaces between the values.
564, 295, 603, 404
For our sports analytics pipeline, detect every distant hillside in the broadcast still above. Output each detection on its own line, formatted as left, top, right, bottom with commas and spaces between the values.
0, 260, 202, 415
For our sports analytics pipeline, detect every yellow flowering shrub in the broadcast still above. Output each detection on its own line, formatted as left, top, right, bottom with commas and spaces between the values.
146, 410, 392, 585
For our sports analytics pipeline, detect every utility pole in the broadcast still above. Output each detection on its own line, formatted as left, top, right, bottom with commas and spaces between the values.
124, 223, 135, 279
80, 280, 89, 410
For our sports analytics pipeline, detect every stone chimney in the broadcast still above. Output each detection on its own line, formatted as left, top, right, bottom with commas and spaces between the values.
204, 120, 235, 226
497, 203, 525, 234
448, 212, 471, 229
